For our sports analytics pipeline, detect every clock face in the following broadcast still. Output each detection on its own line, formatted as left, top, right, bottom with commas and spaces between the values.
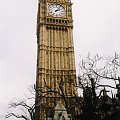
48, 3, 65, 17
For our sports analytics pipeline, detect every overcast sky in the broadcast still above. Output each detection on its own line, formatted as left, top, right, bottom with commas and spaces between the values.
0, 0, 120, 119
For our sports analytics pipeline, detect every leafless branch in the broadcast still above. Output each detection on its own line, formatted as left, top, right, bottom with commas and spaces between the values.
6, 113, 29, 120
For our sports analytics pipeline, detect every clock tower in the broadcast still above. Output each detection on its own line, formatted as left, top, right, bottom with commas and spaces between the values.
35, 0, 77, 119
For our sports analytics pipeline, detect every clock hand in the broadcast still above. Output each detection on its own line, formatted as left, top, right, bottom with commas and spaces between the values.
55, 6, 61, 12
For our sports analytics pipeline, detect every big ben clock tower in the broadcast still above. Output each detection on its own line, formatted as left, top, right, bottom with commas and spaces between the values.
35, 0, 77, 119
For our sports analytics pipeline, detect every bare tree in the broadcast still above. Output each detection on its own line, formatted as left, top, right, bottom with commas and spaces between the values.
77, 53, 120, 120
6, 86, 35, 120
78, 53, 120, 91
6, 54, 120, 120
6, 76, 78, 120
35, 77, 78, 111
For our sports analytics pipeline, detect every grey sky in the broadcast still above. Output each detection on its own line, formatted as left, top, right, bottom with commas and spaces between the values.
72, 0, 120, 73
0, 0, 120, 119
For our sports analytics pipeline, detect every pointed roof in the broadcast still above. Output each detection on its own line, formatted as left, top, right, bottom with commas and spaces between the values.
54, 101, 69, 120
54, 101, 67, 111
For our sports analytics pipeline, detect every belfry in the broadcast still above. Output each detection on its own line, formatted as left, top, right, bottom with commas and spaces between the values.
35, 0, 77, 119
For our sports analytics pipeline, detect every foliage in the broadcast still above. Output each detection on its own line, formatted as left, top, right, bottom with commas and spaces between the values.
77, 53, 120, 120
6, 53, 120, 120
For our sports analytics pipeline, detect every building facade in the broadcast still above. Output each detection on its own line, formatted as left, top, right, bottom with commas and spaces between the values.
35, 0, 77, 119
